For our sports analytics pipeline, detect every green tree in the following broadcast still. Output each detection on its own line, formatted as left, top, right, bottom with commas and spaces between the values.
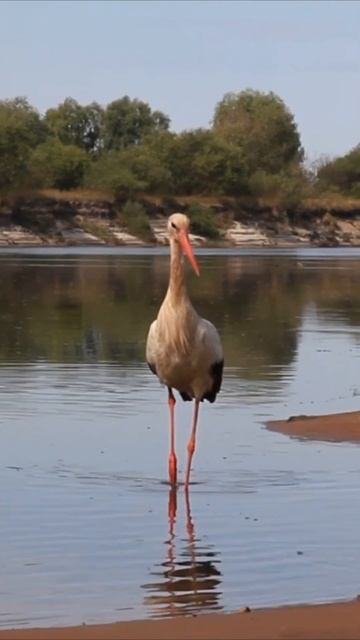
117, 145, 171, 192
44, 98, 103, 154
84, 152, 146, 197
29, 139, 89, 190
248, 165, 309, 208
103, 96, 170, 150
0, 97, 45, 192
213, 89, 303, 174
85, 145, 170, 196
189, 130, 248, 195
160, 129, 211, 193
317, 146, 360, 195
145, 129, 247, 195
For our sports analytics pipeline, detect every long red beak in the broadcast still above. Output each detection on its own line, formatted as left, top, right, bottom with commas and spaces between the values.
178, 229, 200, 276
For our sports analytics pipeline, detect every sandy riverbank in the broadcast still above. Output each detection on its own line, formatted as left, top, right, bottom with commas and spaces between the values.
2, 599, 360, 640
267, 410, 360, 443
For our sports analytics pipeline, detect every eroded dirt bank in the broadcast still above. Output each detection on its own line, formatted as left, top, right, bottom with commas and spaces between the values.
1, 195, 360, 247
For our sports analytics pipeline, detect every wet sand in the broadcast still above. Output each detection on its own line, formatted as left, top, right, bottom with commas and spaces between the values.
267, 410, 360, 443
2, 599, 360, 640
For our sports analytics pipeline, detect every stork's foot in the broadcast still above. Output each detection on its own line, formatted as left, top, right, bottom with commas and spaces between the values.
168, 453, 177, 486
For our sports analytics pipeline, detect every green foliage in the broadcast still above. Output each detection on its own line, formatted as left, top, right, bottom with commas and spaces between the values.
44, 98, 103, 155
317, 146, 360, 195
3, 89, 357, 211
145, 129, 248, 195
213, 89, 303, 174
248, 166, 308, 209
149, 129, 209, 194
103, 96, 170, 151
79, 218, 113, 242
84, 152, 146, 197
276, 169, 309, 210
118, 199, 154, 242
84, 145, 170, 197
191, 133, 248, 195
116, 145, 171, 193
248, 170, 281, 198
186, 203, 220, 239
29, 140, 89, 190
0, 97, 45, 193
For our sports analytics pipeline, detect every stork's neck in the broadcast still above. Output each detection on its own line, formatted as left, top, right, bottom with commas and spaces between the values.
167, 238, 188, 302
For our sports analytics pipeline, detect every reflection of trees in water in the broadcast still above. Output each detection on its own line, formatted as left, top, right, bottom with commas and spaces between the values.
1, 254, 360, 380
142, 488, 222, 618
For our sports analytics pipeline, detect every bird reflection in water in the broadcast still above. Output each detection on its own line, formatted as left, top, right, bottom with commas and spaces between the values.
142, 488, 222, 618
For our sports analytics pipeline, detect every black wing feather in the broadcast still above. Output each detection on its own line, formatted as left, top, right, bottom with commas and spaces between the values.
147, 359, 224, 404
179, 390, 192, 402
202, 359, 224, 403
147, 360, 157, 376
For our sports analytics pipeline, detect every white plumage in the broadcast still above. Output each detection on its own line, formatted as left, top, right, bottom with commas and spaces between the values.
147, 316, 222, 401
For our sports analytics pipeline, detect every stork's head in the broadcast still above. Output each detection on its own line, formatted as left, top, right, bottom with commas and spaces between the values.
168, 213, 200, 276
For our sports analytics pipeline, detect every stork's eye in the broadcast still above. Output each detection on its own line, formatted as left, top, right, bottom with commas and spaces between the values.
171, 222, 178, 230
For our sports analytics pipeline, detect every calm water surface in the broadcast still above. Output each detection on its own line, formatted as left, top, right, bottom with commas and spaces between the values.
1, 247, 360, 628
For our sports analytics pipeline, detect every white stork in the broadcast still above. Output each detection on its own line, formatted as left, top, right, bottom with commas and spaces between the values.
146, 213, 223, 487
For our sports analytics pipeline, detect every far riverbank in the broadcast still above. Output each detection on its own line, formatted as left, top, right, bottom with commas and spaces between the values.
2, 191, 360, 248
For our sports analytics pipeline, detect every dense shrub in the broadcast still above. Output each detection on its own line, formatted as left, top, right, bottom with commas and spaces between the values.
29, 140, 89, 190
117, 199, 154, 242
84, 146, 170, 198
317, 147, 360, 195
84, 153, 146, 197
186, 203, 220, 240
248, 167, 308, 209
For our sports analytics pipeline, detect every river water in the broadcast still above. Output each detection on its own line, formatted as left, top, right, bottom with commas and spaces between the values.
1, 247, 360, 628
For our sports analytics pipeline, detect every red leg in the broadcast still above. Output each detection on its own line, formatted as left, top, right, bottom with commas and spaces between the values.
168, 486, 177, 537
168, 388, 177, 486
185, 399, 200, 488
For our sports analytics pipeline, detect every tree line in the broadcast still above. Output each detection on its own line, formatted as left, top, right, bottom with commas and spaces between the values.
0, 90, 359, 204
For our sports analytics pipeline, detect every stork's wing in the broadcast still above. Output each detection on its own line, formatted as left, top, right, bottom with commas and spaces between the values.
199, 319, 223, 363
145, 320, 158, 377
198, 319, 224, 403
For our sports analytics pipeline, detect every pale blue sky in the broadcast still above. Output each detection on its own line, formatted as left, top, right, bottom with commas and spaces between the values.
1, 0, 359, 161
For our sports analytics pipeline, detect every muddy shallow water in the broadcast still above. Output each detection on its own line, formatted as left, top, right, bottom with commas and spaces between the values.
1, 247, 360, 628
